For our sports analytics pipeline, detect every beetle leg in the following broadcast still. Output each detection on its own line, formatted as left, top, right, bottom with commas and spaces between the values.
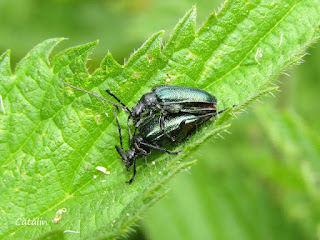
113, 106, 124, 151
134, 141, 148, 155
135, 115, 152, 128
139, 142, 181, 155
115, 145, 130, 168
180, 107, 216, 114
180, 105, 234, 116
133, 126, 138, 138
159, 113, 177, 142
126, 159, 137, 184
135, 118, 145, 128
159, 114, 165, 132
159, 114, 168, 137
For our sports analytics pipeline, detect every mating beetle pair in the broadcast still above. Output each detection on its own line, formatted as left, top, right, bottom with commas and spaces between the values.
106, 85, 218, 141
61, 79, 228, 183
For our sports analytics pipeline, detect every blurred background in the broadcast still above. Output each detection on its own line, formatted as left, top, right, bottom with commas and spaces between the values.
1, 0, 319, 239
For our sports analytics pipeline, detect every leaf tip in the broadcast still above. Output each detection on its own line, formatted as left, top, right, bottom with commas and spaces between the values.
0, 49, 11, 61
14, 38, 65, 74
101, 52, 122, 75
125, 30, 164, 67
92, 39, 100, 46
84, 40, 99, 49
189, 5, 197, 14
155, 30, 165, 38
0, 49, 12, 76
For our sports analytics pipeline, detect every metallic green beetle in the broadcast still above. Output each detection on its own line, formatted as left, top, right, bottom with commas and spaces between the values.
114, 110, 217, 184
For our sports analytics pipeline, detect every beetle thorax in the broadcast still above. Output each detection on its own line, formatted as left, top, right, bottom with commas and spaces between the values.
132, 92, 158, 117
132, 102, 145, 117
143, 92, 157, 105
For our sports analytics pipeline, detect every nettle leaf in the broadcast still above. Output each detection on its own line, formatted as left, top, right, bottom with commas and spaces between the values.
1, 0, 319, 239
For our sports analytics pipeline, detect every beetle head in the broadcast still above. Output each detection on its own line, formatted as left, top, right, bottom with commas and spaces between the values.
132, 93, 157, 117
124, 149, 137, 170
116, 145, 135, 170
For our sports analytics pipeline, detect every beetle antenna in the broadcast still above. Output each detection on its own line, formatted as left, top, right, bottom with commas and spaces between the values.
60, 78, 130, 113
106, 89, 132, 114
217, 108, 228, 115
217, 104, 236, 115
189, 109, 228, 120
127, 115, 133, 144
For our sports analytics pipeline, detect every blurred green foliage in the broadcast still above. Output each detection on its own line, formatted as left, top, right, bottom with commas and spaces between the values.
0, 0, 221, 69
1, 0, 319, 239
142, 44, 320, 240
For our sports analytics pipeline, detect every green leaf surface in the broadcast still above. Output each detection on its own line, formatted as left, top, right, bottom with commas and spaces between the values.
0, 0, 319, 239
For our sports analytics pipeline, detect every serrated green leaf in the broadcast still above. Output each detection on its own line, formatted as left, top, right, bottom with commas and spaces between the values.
1, 0, 319, 239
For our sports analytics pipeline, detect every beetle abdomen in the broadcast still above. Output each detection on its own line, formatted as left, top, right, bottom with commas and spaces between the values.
152, 85, 217, 106
138, 113, 211, 142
